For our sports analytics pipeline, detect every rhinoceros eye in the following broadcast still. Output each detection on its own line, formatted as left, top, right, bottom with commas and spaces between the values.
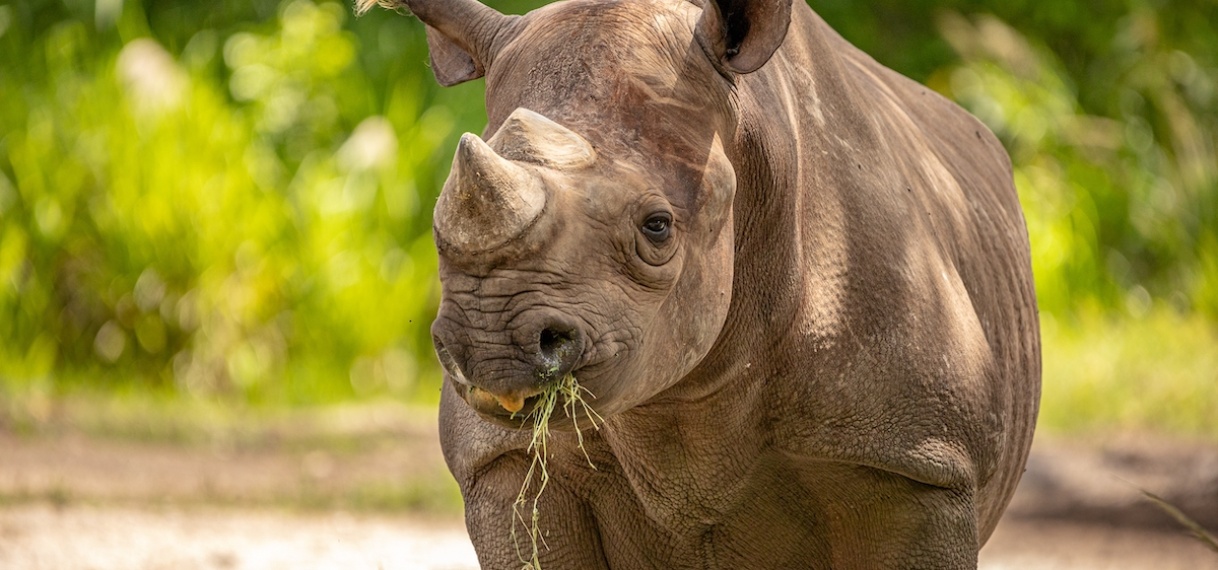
640, 213, 672, 243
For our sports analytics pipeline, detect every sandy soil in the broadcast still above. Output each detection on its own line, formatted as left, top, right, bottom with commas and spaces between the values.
1, 408, 1215, 569
981, 518, 1217, 570
2, 502, 1215, 570
0, 504, 477, 570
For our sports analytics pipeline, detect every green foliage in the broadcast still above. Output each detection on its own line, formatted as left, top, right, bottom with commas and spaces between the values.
930, 9, 1218, 320
0, 0, 487, 403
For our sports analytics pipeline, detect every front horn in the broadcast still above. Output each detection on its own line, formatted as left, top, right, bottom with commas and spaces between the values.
434, 133, 546, 256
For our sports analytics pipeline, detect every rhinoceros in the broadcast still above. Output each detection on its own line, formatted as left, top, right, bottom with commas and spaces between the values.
362, 0, 1041, 567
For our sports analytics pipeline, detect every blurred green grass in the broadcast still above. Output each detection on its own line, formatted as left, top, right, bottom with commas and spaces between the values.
0, 473, 465, 516
1041, 309, 1218, 438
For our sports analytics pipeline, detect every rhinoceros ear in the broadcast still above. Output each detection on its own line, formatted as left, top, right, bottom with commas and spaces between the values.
356, 0, 520, 87
695, 0, 793, 74
423, 25, 483, 86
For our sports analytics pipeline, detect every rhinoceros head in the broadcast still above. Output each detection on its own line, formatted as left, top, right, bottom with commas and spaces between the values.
387, 0, 792, 422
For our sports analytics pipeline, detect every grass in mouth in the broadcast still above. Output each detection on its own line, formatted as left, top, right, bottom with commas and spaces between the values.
510, 373, 603, 570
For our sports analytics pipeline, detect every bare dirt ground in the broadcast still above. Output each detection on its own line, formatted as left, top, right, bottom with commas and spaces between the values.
1, 406, 1215, 569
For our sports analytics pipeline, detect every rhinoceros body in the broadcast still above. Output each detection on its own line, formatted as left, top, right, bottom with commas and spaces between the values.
367, 0, 1041, 566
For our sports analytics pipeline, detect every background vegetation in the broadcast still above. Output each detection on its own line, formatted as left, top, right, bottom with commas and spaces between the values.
1, 0, 1215, 437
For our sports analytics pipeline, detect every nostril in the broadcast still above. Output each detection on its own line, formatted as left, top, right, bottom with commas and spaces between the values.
538, 327, 572, 359
536, 325, 581, 381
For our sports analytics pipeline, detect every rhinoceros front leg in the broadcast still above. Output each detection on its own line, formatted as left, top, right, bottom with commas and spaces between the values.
462, 454, 611, 570
798, 461, 981, 569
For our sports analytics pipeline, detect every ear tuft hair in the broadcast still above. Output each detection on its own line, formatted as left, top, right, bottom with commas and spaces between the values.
354, 0, 408, 17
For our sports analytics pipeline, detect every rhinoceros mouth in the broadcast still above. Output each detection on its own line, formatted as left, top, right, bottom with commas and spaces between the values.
458, 382, 538, 418
452, 365, 606, 430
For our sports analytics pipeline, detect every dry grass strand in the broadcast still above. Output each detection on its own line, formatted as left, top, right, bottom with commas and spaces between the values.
510, 373, 602, 570
1140, 489, 1218, 555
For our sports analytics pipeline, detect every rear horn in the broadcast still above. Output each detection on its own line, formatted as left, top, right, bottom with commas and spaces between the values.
488, 108, 596, 169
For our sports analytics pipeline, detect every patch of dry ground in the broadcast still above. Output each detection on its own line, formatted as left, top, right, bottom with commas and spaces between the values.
0, 504, 476, 570
1, 405, 1215, 569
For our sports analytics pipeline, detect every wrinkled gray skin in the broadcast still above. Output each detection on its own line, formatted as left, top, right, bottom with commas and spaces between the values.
386, 0, 1041, 567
